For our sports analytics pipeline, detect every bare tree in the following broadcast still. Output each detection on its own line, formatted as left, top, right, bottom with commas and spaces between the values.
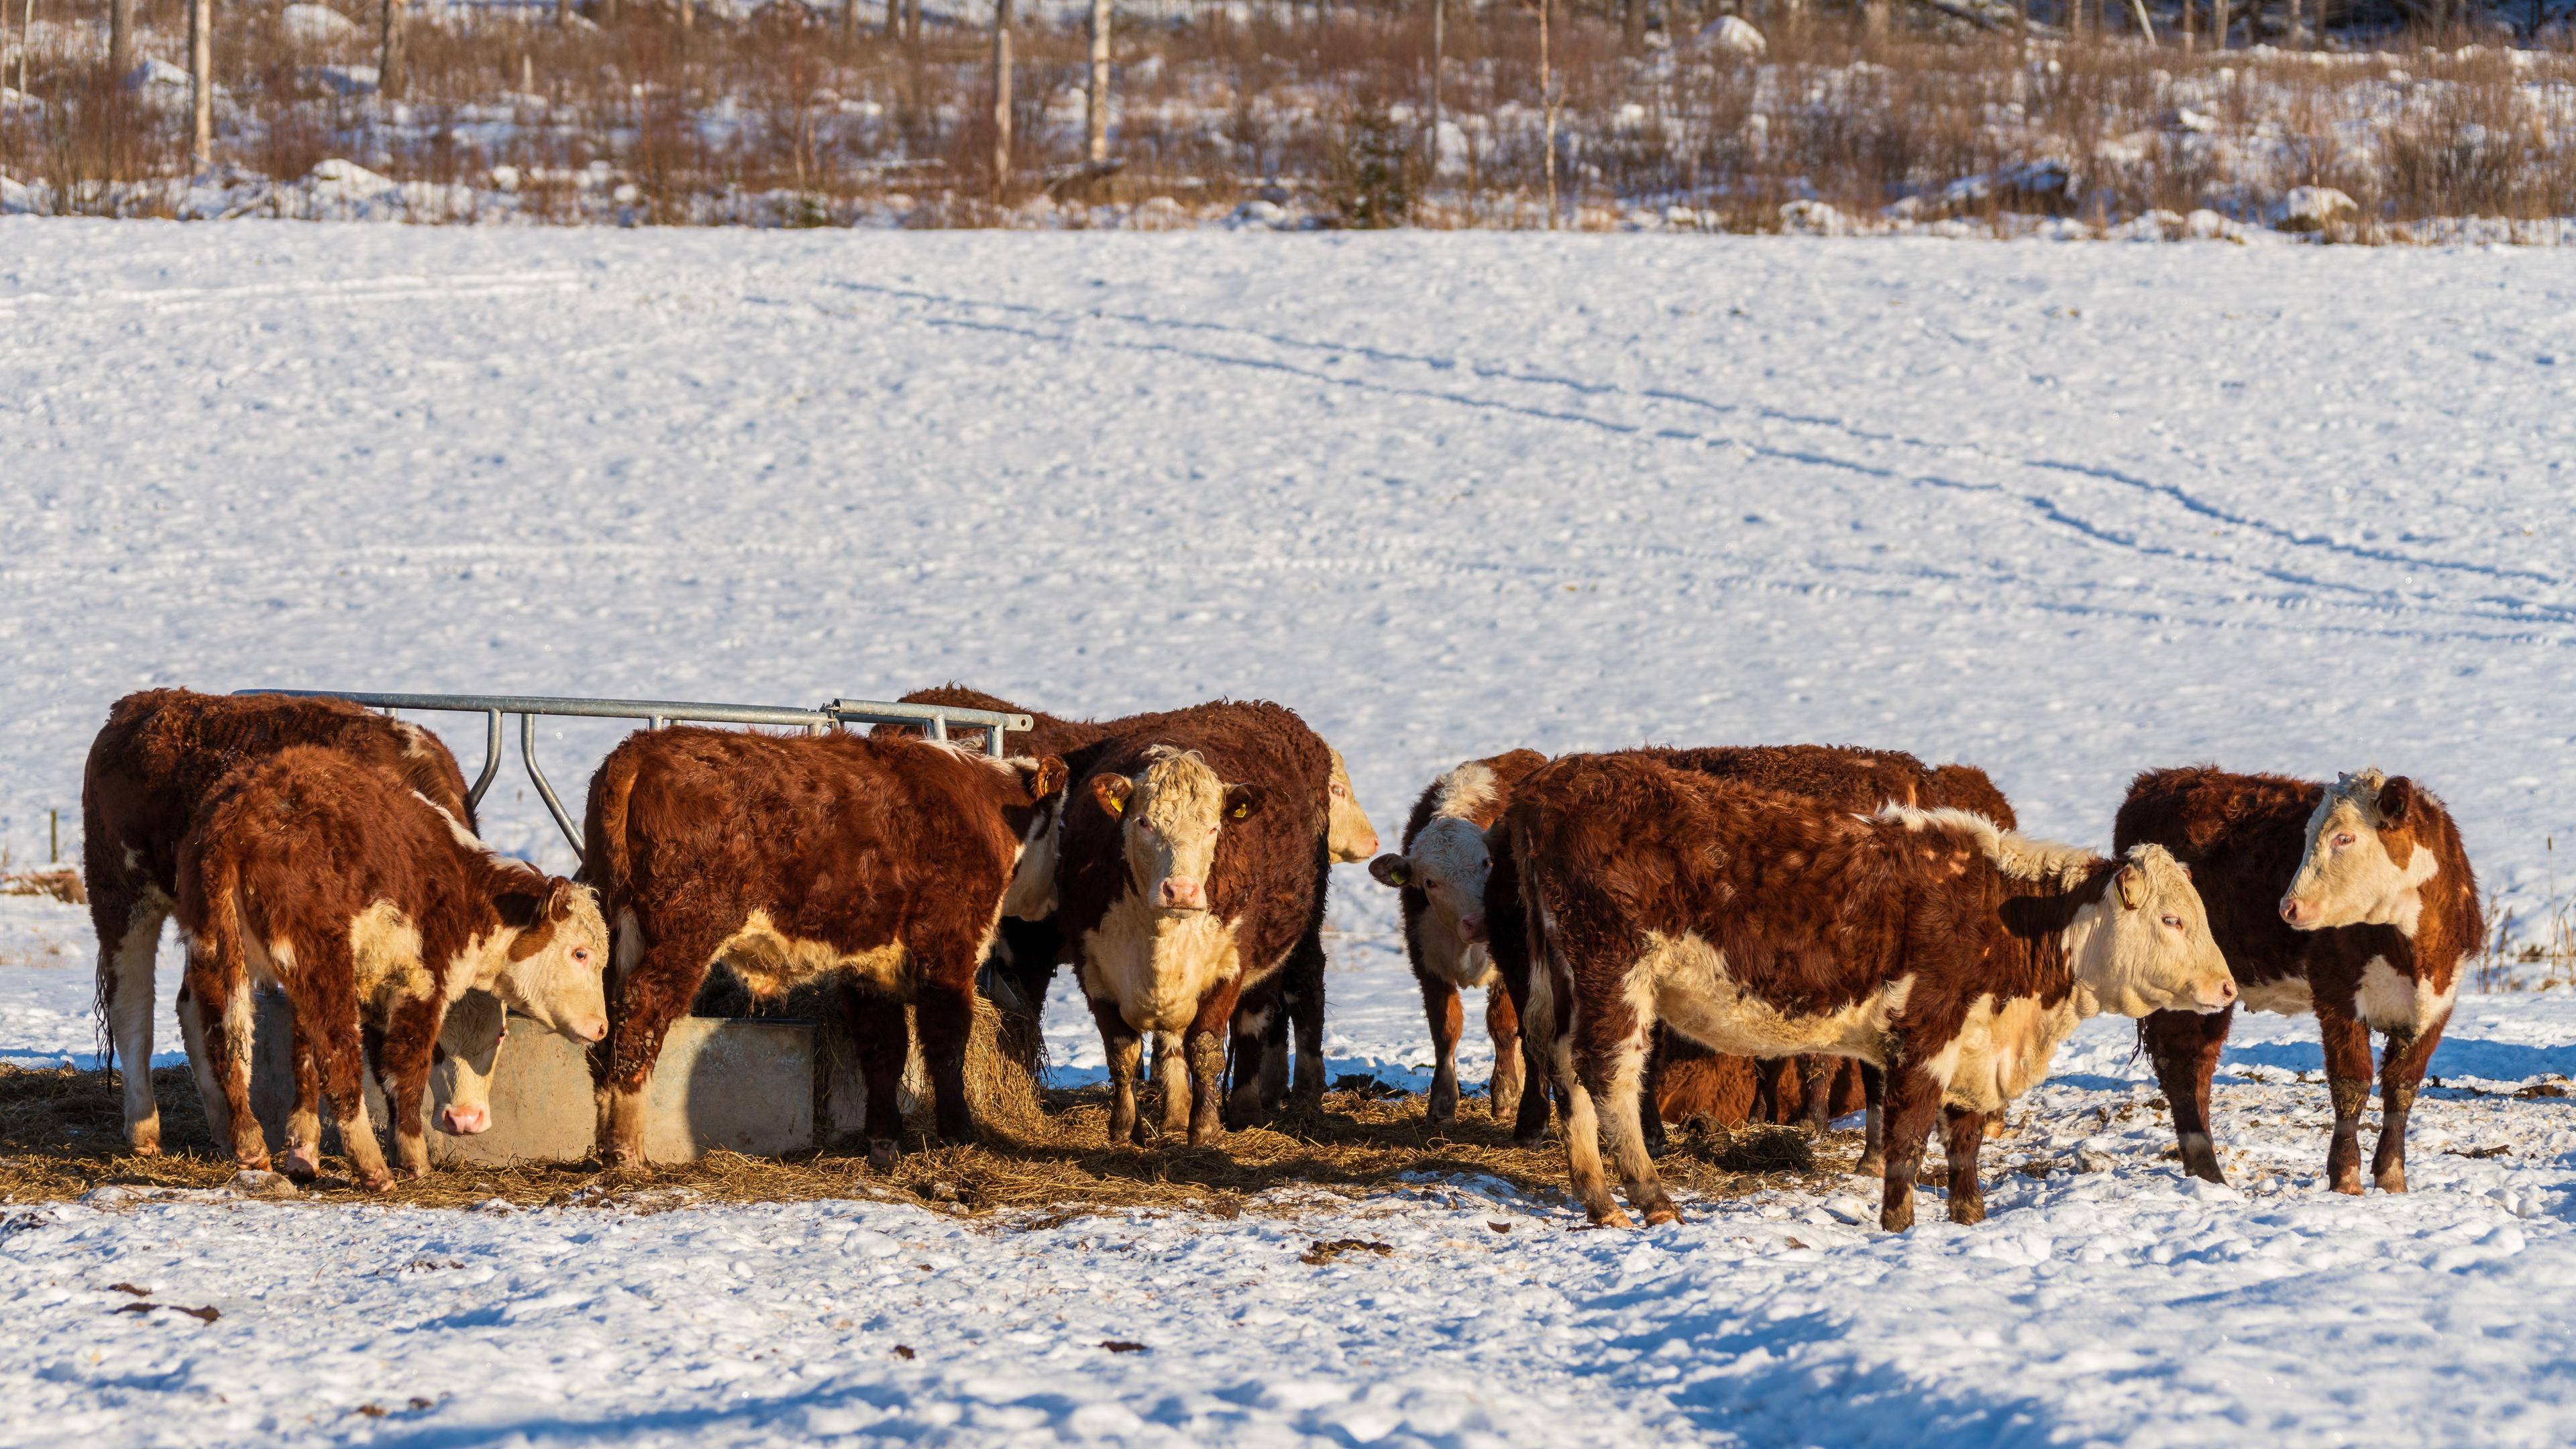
189, 0, 212, 170
1539, 0, 1555, 227
1087, 0, 1110, 165
1427, 0, 1443, 176
110, 0, 135, 77
382, 0, 410, 101
992, 0, 1014, 201
1623, 0, 1644, 50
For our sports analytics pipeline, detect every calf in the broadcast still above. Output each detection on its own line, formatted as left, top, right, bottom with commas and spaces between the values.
886, 687, 1362, 1122
584, 728, 1067, 1169
1367, 749, 1550, 1129
1640, 745, 2021, 1163
2116, 766, 2480, 1193
1053, 702, 1331, 1146
1507, 753, 2234, 1230
176, 748, 608, 1189
82, 688, 492, 1157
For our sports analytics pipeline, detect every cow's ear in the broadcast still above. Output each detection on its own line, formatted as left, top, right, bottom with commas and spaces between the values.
2378, 776, 2415, 826
544, 878, 574, 919
1025, 755, 1068, 803
2114, 863, 2147, 910
1091, 773, 1133, 818
495, 888, 542, 928
1224, 784, 1265, 822
1368, 854, 1411, 889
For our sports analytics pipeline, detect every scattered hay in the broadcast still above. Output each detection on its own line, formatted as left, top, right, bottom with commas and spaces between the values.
0, 1063, 1865, 1221
0, 869, 84, 906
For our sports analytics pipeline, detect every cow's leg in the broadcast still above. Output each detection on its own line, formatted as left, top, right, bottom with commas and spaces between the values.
1286, 973, 1325, 1116
1798, 1056, 1837, 1136
1638, 1031, 1669, 1159
2317, 1004, 2375, 1195
1090, 997, 1146, 1146
1187, 981, 1243, 1147
1421, 975, 1464, 1126
173, 979, 237, 1150
308, 1000, 392, 1192
1584, 1020, 1676, 1226
2373, 1008, 2449, 1193
1941, 1104, 1987, 1225
912, 971, 979, 1150
2143, 1003, 2236, 1184
598, 924, 720, 1171
184, 953, 266, 1173
1485, 985, 1525, 1126
378, 998, 441, 1181
1878, 1064, 1942, 1232
97, 886, 171, 1155
1513, 1036, 1556, 1145
1153, 1030, 1193, 1141
1258, 1005, 1291, 1115
1554, 1028, 1625, 1226
281, 1012, 325, 1181
841, 985, 910, 1169
1856, 1063, 1886, 1177
1223, 1001, 1270, 1130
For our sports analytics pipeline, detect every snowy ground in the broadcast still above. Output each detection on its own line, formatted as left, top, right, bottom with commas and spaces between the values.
8, 221, 2576, 1444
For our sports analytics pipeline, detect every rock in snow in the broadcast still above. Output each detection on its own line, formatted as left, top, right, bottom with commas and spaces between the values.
2278, 184, 2358, 232
1699, 15, 1767, 56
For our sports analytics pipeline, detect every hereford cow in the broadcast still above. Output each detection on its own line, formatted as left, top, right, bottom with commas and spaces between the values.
176, 748, 608, 1189
1638, 745, 2021, 1165
1367, 749, 1550, 1129
583, 728, 1067, 1169
82, 688, 499, 1158
1052, 702, 1331, 1145
1505, 753, 2235, 1230
2116, 766, 2479, 1194
883, 687, 1368, 1122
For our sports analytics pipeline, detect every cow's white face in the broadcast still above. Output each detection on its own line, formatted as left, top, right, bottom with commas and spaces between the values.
493, 876, 611, 1043
431, 989, 506, 1135
2281, 769, 2441, 934
1369, 816, 1492, 943
1324, 749, 1380, 863
997, 753, 1071, 920
1092, 749, 1264, 914
2070, 845, 2236, 1017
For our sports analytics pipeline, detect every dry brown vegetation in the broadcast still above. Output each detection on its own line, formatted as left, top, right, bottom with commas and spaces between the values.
4, 0, 2575, 234
0, 1060, 1853, 1220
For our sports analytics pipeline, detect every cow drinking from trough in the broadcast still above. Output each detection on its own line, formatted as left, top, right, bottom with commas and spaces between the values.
582, 728, 1067, 1169
2116, 766, 2479, 1194
176, 748, 609, 1189
1504, 753, 2235, 1230
83, 688, 517, 1162
1053, 702, 1331, 1146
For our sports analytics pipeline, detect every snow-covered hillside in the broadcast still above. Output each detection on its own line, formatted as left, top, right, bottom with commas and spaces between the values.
7, 221, 2576, 1446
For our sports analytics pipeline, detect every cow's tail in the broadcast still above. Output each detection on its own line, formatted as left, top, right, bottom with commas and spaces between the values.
580, 744, 641, 903
174, 834, 256, 1122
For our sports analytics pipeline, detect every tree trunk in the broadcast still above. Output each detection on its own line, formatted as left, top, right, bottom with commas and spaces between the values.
2127, 0, 2153, 38
381, 0, 409, 101
189, 0, 213, 171
1428, 0, 1443, 178
2212, 0, 2229, 46
1622, 0, 1644, 51
1086, 0, 1110, 165
110, 0, 136, 77
680, 0, 693, 34
991, 0, 1013, 202
1539, 0, 1555, 229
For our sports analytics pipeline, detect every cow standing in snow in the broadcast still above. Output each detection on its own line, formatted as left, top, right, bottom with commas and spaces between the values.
582, 728, 1067, 1169
1502, 753, 2235, 1230
1051, 702, 1332, 1146
83, 688, 515, 1166
2116, 766, 2480, 1194
176, 747, 610, 1189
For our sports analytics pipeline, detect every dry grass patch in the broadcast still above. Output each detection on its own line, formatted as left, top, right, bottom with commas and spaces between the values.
0, 1062, 1860, 1222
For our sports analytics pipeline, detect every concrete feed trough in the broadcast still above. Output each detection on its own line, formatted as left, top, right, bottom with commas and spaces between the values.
247, 992, 890, 1165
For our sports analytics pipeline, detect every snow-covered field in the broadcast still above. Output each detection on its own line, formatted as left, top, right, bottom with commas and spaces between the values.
7, 221, 2576, 1445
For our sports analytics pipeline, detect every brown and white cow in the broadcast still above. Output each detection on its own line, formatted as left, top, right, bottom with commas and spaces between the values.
175, 747, 608, 1189
1052, 702, 1331, 1146
1505, 753, 2235, 1230
883, 687, 1364, 1123
1367, 749, 1550, 1130
81, 688, 506, 1158
582, 727, 1067, 1169
2116, 766, 2480, 1194
1637, 745, 2021, 1163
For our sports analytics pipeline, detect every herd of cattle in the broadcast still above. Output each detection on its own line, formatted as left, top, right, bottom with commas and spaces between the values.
76, 688, 2479, 1232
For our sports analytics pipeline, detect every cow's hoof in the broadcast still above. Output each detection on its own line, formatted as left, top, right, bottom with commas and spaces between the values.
866, 1140, 898, 1173
2375, 1167, 2409, 1193
1645, 1206, 1682, 1227
1590, 1208, 1637, 1230
281, 1146, 322, 1183
1513, 1130, 1551, 1149
1854, 1153, 1885, 1179
128, 1134, 161, 1159
1880, 1203, 1915, 1233
360, 1171, 396, 1193
1948, 1199, 1987, 1226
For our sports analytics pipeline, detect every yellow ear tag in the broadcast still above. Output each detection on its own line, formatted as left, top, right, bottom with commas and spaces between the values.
1104, 796, 1124, 816
1230, 803, 1250, 820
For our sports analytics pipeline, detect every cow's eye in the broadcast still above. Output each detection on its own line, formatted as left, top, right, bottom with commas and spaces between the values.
2333, 833, 2355, 849
2161, 914, 2182, 929
573, 947, 593, 965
